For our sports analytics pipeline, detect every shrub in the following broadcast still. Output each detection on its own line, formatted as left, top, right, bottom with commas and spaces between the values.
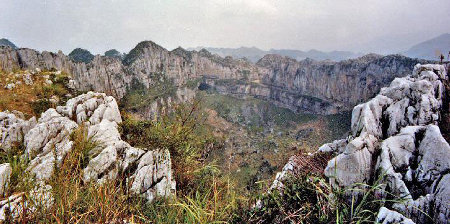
241, 174, 330, 224
120, 99, 224, 192
0, 142, 33, 196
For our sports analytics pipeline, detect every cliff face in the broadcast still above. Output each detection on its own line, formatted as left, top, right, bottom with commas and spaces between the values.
256, 54, 430, 109
0, 43, 429, 115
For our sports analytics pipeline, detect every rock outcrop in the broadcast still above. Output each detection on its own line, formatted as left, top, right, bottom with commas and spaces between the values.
326, 64, 449, 223
0, 92, 176, 220
0, 111, 36, 151
0, 42, 429, 115
272, 64, 449, 223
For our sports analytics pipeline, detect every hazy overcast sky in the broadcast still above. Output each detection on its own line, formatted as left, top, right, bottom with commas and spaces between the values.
1, 0, 449, 55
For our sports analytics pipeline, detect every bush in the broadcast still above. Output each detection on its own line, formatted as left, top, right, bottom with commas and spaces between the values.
241, 174, 330, 224
120, 99, 224, 192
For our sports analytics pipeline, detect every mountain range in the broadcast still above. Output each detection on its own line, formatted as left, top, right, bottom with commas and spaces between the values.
189, 33, 450, 62
187, 46, 363, 62
2, 33, 448, 62
404, 33, 450, 60
0, 34, 449, 224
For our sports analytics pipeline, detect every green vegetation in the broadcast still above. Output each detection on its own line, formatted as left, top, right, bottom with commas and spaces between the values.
0, 69, 76, 118
120, 99, 223, 190
202, 92, 318, 130
0, 143, 33, 197
104, 49, 123, 59
184, 77, 202, 89
239, 153, 396, 224
68, 48, 95, 64
118, 99, 244, 223
0, 67, 359, 223
326, 111, 352, 140
120, 76, 178, 112
0, 38, 17, 49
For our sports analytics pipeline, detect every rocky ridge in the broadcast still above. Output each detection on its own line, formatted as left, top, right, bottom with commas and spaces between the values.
0, 92, 175, 220
0, 43, 429, 115
271, 64, 449, 223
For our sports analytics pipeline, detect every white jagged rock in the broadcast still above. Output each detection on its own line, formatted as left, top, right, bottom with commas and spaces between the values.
415, 125, 450, 186
434, 174, 450, 223
0, 92, 175, 221
0, 163, 11, 196
376, 207, 415, 224
4, 83, 15, 90
312, 64, 448, 223
351, 95, 392, 138
24, 109, 78, 159
0, 193, 24, 221
0, 183, 54, 221
130, 149, 176, 202
324, 133, 378, 187
0, 111, 36, 151
1, 92, 175, 206
56, 91, 121, 125
318, 139, 347, 154
83, 145, 118, 183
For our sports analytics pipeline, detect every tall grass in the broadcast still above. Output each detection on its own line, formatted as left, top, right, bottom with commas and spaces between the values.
240, 152, 407, 224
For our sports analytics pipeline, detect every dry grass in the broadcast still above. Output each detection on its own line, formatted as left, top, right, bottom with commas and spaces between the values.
0, 69, 71, 118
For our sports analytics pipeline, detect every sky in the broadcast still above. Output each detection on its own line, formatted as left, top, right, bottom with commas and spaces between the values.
1, 0, 449, 55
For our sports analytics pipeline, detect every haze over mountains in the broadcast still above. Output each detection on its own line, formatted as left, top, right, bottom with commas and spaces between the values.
189, 33, 449, 62
188, 46, 363, 63
2, 33, 448, 62
404, 33, 450, 60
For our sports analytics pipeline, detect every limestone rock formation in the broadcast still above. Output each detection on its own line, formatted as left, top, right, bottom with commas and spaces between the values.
376, 207, 415, 224
0, 92, 176, 221
0, 163, 11, 196
0, 42, 429, 115
322, 64, 449, 223
0, 183, 53, 221
0, 111, 36, 151
272, 64, 449, 223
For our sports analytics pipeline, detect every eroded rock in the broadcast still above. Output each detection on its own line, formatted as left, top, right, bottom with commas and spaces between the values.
324, 64, 449, 223
376, 207, 415, 224
0, 91, 176, 221
0, 163, 11, 196
0, 111, 36, 151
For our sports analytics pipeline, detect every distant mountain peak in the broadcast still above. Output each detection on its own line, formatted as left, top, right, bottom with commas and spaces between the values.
0, 38, 17, 49
404, 33, 450, 60
191, 46, 362, 63
69, 48, 95, 63
104, 49, 125, 60
123, 41, 167, 65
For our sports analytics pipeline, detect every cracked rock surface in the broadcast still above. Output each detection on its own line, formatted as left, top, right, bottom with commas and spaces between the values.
272, 64, 449, 224
0, 92, 176, 221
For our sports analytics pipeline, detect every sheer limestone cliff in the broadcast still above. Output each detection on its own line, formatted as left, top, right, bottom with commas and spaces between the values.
0, 43, 429, 115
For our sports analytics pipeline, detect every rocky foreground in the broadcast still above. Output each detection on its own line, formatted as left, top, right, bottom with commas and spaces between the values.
0, 92, 175, 220
272, 63, 450, 223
